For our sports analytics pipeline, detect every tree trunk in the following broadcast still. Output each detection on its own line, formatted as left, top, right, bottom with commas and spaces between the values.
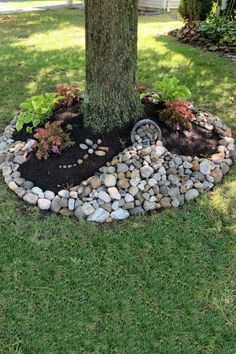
83, 0, 143, 133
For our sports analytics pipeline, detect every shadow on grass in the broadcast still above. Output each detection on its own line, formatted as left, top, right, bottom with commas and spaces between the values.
0, 12, 236, 351
139, 36, 236, 129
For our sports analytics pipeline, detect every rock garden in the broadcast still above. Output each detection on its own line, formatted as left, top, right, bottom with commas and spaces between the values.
0, 80, 235, 223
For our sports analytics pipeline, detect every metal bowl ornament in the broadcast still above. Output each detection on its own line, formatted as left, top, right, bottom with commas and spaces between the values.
131, 119, 162, 146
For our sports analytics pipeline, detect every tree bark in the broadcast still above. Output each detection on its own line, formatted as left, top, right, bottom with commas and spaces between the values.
83, 0, 143, 133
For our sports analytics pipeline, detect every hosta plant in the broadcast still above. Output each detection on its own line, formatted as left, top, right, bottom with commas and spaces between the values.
159, 99, 195, 131
16, 93, 64, 133
156, 77, 191, 101
54, 83, 80, 108
34, 122, 74, 160
199, 15, 236, 45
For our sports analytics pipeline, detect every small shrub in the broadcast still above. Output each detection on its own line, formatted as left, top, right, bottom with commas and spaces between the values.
54, 83, 80, 108
16, 93, 64, 133
34, 122, 74, 160
179, 0, 214, 21
156, 77, 191, 101
159, 99, 195, 131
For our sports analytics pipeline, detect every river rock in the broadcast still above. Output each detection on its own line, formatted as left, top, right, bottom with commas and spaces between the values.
210, 168, 223, 183
140, 165, 153, 178
95, 150, 106, 156
200, 161, 210, 175
220, 162, 230, 175
87, 208, 110, 223
38, 199, 51, 210
117, 163, 129, 173
160, 197, 171, 208
23, 192, 38, 205
129, 207, 144, 216
51, 196, 62, 213
44, 190, 55, 200
79, 144, 88, 150
185, 189, 199, 201
108, 187, 121, 200
82, 202, 95, 216
117, 178, 130, 189
98, 191, 111, 203
143, 200, 156, 211
104, 174, 116, 187
111, 209, 129, 220
124, 193, 134, 203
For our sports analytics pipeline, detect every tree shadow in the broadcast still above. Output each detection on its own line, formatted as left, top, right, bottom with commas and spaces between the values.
0, 8, 84, 38
138, 35, 236, 130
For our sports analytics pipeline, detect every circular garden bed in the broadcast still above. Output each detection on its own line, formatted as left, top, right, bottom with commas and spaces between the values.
0, 96, 235, 223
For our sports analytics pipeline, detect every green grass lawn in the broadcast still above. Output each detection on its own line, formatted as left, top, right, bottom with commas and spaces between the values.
0, 0, 82, 11
0, 10, 236, 354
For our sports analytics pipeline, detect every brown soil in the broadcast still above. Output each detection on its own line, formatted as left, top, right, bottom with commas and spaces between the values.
14, 101, 219, 193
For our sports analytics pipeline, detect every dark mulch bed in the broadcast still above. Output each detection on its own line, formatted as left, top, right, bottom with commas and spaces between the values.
14, 101, 219, 193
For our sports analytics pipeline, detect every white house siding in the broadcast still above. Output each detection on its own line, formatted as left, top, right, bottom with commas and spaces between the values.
139, 0, 164, 9
138, 0, 181, 10
167, 0, 180, 9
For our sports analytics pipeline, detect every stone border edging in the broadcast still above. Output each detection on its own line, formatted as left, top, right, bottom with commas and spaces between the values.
0, 108, 235, 223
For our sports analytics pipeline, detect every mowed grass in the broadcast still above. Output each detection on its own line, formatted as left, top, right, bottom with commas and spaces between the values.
0, 0, 82, 11
0, 10, 236, 354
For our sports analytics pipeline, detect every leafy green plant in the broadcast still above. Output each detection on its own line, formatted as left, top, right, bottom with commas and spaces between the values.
159, 99, 195, 131
199, 14, 236, 44
34, 121, 74, 160
16, 93, 64, 133
156, 77, 191, 101
179, 0, 214, 22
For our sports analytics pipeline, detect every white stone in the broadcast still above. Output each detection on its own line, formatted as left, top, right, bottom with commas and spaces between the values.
85, 139, 93, 146
130, 177, 141, 186
124, 193, 134, 203
111, 209, 129, 220
31, 187, 44, 197
185, 189, 199, 201
148, 178, 157, 187
38, 199, 51, 210
200, 161, 211, 175
117, 163, 129, 173
128, 186, 139, 196
108, 187, 121, 200
143, 200, 156, 211
87, 208, 110, 223
104, 174, 116, 187
82, 202, 95, 216
168, 174, 180, 186
13, 155, 26, 164
112, 201, 120, 210
68, 198, 75, 211
158, 166, 166, 175
183, 161, 193, 169
2, 166, 12, 177
79, 144, 88, 150
8, 181, 18, 191
44, 190, 55, 200
140, 165, 153, 178
58, 190, 70, 198
172, 198, 180, 208
23, 192, 38, 205
98, 191, 111, 203
0, 141, 8, 151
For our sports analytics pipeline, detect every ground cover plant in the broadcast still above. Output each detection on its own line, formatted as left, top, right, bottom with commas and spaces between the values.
0, 9, 236, 353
